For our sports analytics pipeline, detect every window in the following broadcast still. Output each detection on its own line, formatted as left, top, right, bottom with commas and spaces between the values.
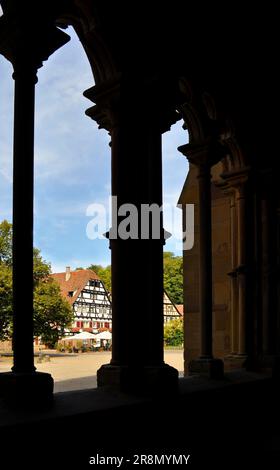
68, 291, 74, 297
89, 280, 100, 288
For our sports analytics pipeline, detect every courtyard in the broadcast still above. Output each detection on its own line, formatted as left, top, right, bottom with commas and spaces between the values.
0, 349, 184, 393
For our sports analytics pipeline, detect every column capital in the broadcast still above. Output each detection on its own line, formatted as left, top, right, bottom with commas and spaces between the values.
84, 77, 121, 132
84, 76, 181, 133
178, 140, 226, 170
0, 12, 70, 72
220, 167, 250, 190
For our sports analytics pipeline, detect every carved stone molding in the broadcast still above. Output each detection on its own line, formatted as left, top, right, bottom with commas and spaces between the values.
178, 140, 227, 170
0, 8, 70, 71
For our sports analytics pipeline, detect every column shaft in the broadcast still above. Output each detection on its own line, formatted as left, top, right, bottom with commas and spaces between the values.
229, 191, 238, 354
236, 186, 246, 355
12, 65, 37, 373
197, 163, 213, 358
110, 123, 164, 367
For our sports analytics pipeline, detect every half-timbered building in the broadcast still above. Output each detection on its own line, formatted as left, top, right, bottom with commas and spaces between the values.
163, 291, 182, 323
51, 267, 112, 334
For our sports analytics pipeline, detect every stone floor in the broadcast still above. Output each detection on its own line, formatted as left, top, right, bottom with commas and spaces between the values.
0, 349, 184, 392
0, 368, 277, 468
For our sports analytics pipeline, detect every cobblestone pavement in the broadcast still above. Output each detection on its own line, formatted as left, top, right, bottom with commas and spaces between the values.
0, 349, 184, 393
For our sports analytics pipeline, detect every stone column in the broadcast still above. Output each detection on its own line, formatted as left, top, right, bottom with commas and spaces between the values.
84, 79, 179, 393
228, 190, 239, 354
11, 60, 38, 374
221, 186, 239, 356
178, 142, 224, 378
235, 183, 247, 356
236, 185, 246, 356
222, 170, 249, 365
0, 14, 70, 406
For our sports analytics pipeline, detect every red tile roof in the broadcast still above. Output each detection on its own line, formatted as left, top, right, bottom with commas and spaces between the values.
176, 304, 184, 316
51, 269, 100, 305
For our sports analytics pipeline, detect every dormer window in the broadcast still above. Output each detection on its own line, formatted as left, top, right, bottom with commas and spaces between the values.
68, 291, 74, 297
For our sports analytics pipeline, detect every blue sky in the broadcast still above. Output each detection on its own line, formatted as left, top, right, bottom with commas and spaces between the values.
0, 27, 189, 273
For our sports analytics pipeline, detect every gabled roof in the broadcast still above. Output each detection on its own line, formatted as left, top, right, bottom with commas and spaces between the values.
176, 304, 184, 316
163, 290, 182, 316
51, 269, 100, 305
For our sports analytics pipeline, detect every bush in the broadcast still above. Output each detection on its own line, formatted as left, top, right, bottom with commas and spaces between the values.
56, 342, 65, 352
164, 317, 184, 347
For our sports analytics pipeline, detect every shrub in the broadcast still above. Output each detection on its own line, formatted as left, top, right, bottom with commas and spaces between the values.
164, 317, 184, 347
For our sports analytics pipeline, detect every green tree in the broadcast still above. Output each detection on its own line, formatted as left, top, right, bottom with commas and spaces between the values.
0, 220, 12, 266
163, 251, 183, 304
0, 220, 73, 346
164, 317, 184, 346
33, 247, 51, 286
34, 279, 73, 348
88, 264, 112, 293
0, 264, 13, 341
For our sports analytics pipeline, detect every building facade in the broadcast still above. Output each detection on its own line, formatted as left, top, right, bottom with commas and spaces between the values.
51, 268, 112, 334
163, 291, 182, 323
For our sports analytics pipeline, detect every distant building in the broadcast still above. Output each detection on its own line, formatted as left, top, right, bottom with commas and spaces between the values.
163, 291, 182, 323
51, 267, 112, 334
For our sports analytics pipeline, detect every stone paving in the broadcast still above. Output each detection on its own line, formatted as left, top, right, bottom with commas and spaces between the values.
0, 349, 184, 393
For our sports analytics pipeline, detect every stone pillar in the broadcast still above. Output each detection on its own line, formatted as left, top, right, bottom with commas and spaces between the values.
235, 183, 247, 356
228, 190, 239, 354
84, 79, 179, 393
221, 186, 239, 357
0, 13, 70, 406
221, 169, 250, 366
178, 142, 224, 378
11, 60, 38, 374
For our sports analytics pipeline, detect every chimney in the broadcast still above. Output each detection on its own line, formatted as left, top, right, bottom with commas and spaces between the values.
65, 266, 71, 281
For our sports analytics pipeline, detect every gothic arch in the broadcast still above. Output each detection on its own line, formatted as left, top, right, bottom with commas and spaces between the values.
54, 1, 119, 85
178, 76, 247, 174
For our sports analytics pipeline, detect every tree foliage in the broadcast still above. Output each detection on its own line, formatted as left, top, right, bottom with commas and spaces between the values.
33, 247, 51, 286
0, 220, 73, 344
0, 219, 12, 267
34, 279, 73, 348
0, 264, 13, 340
88, 264, 112, 293
163, 251, 183, 305
164, 317, 184, 346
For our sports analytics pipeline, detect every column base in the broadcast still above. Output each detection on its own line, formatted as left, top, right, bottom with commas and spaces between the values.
188, 357, 224, 379
224, 354, 247, 370
0, 371, 54, 408
97, 363, 178, 394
